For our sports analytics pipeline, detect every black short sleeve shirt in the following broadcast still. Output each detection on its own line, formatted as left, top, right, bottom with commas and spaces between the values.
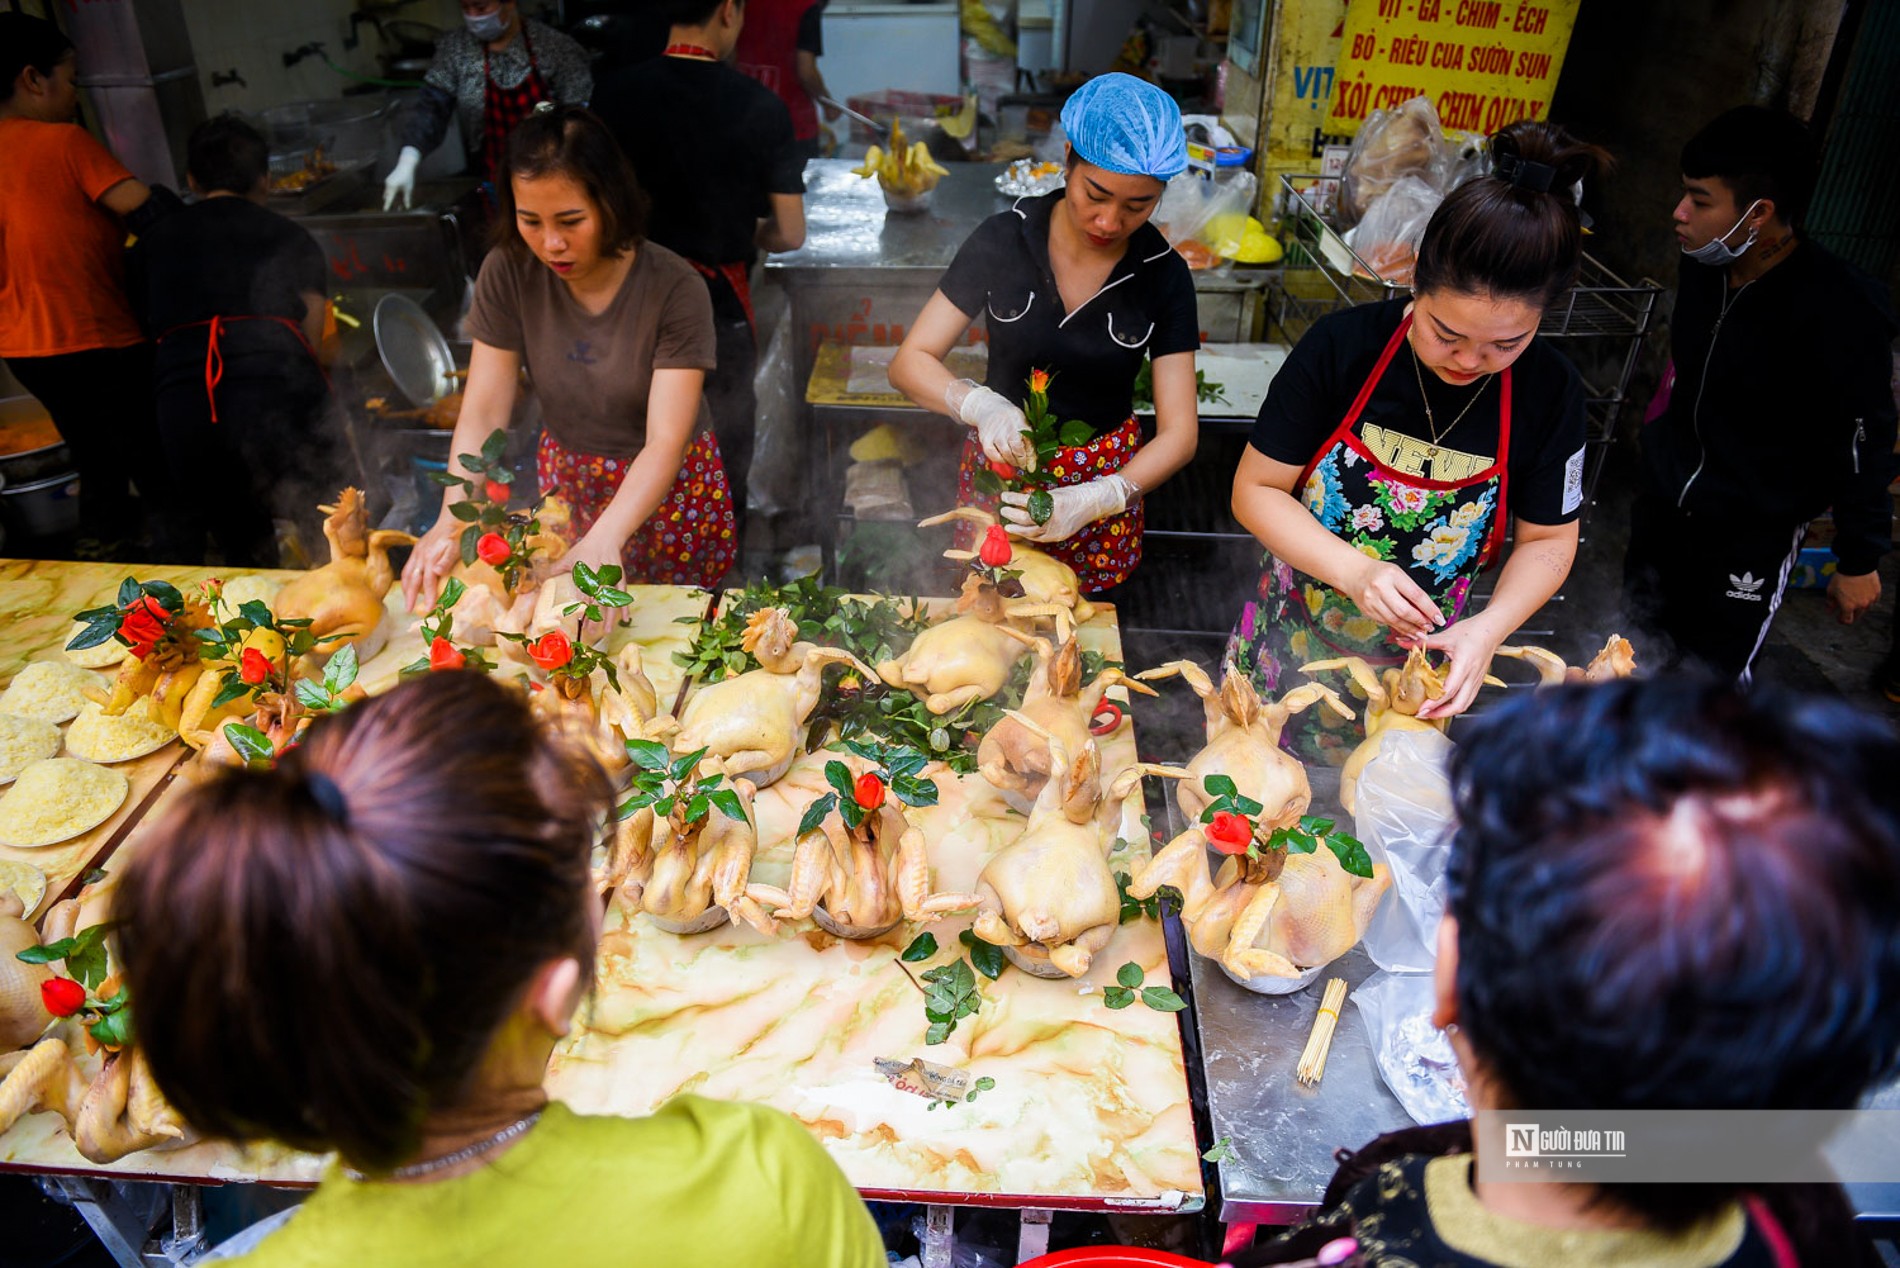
1249, 299, 1588, 525
936, 190, 1201, 433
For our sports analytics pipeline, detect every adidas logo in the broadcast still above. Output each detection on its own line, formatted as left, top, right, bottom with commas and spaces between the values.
1726, 571, 1766, 602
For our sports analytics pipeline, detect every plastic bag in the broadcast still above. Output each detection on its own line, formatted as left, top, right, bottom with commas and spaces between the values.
747, 307, 799, 518
1354, 969, 1470, 1126
1344, 173, 1441, 285
1340, 95, 1451, 224
1353, 729, 1455, 974
1153, 169, 1258, 269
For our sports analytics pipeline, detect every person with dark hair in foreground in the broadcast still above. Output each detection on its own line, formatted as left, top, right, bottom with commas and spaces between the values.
401, 104, 738, 610
593, 0, 810, 539
0, 12, 178, 560
1237, 677, 1900, 1266
130, 114, 348, 566
1227, 121, 1607, 750
1624, 105, 1898, 686
116, 672, 886, 1266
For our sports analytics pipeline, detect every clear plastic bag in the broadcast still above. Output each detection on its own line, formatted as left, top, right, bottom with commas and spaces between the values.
747, 310, 799, 518
1344, 173, 1442, 285
1153, 169, 1258, 270
1340, 95, 1451, 224
1354, 969, 1471, 1126
1352, 729, 1455, 973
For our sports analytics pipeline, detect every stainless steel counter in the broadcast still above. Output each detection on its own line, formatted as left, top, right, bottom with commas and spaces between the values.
767, 160, 1017, 278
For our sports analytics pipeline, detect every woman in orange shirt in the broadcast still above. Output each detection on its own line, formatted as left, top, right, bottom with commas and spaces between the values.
0, 14, 174, 559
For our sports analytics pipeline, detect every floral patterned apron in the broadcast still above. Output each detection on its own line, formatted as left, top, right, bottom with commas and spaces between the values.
1224, 315, 1513, 762
952, 416, 1145, 592
537, 428, 737, 588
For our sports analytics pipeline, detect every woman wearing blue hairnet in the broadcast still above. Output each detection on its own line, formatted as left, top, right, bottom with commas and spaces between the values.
890, 73, 1200, 593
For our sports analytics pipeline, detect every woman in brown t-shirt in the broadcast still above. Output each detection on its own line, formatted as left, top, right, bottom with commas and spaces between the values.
401, 105, 736, 607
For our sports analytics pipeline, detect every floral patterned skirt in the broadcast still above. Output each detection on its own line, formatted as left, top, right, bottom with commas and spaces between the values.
536, 428, 737, 589
952, 416, 1145, 592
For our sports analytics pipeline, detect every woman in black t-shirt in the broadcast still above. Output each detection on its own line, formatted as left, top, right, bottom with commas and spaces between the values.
1228, 122, 1605, 745
889, 73, 1200, 593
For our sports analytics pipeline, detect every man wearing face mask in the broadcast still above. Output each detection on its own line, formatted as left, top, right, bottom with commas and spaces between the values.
383, 0, 592, 210
1623, 106, 1898, 684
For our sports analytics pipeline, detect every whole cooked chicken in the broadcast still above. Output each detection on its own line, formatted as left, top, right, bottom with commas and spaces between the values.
1129, 820, 1390, 983
877, 575, 1062, 715
534, 643, 673, 786
746, 757, 968, 938
94, 593, 216, 730
610, 766, 772, 935
1495, 634, 1639, 686
673, 609, 876, 787
0, 1038, 191, 1164
977, 630, 1154, 816
920, 507, 1094, 625
274, 488, 416, 662
1137, 660, 1352, 829
1302, 646, 1502, 815
445, 497, 578, 648
967, 716, 1145, 978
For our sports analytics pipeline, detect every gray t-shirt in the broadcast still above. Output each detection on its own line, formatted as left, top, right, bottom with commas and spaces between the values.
465, 241, 716, 458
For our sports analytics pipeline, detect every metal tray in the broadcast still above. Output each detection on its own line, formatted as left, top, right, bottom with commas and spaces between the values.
373, 292, 456, 407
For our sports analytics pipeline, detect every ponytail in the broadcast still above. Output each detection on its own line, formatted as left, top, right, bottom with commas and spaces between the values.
1413, 120, 1613, 310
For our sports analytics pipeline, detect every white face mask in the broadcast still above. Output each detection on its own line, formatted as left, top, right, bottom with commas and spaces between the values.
465, 7, 510, 41
1681, 198, 1764, 266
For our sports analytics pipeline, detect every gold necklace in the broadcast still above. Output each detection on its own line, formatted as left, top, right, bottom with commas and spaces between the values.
1409, 343, 1493, 460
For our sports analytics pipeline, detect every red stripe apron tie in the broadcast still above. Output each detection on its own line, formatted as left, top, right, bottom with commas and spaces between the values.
160, 315, 327, 426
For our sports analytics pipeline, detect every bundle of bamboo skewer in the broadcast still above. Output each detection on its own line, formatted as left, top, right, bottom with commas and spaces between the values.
1296, 978, 1349, 1087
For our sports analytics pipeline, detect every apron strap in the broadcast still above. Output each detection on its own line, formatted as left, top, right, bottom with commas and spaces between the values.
1298, 314, 1414, 490
1481, 365, 1514, 565
688, 259, 756, 328
160, 315, 330, 425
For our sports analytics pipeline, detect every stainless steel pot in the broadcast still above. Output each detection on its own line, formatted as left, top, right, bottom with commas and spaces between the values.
0, 472, 80, 539
0, 442, 73, 487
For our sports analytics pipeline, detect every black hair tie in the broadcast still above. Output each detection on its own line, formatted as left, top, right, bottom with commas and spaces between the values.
1495, 153, 1557, 192
307, 772, 351, 827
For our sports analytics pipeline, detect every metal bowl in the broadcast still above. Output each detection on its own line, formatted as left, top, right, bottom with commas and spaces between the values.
0, 442, 73, 487
373, 293, 457, 408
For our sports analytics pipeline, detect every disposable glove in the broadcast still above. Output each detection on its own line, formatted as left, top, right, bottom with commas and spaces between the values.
383, 146, 422, 210
999, 474, 1133, 542
945, 379, 1036, 472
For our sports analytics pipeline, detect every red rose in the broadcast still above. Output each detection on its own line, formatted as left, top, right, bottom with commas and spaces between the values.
528, 630, 573, 672
41, 978, 86, 1018
1206, 810, 1254, 855
854, 772, 886, 810
978, 524, 1012, 568
238, 647, 272, 686
117, 596, 168, 657
988, 458, 1017, 480
428, 636, 466, 671
476, 532, 512, 567
484, 479, 511, 504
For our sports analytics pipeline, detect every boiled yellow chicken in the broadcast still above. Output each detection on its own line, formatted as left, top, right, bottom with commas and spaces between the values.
922, 507, 1095, 625
966, 716, 1146, 978
1136, 660, 1352, 829
1129, 819, 1390, 986
877, 574, 1062, 715
977, 628, 1153, 816
275, 488, 416, 663
746, 756, 967, 939
0, 1038, 190, 1164
445, 497, 578, 649
610, 767, 772, 936
1495, 634, 1639, 686
94, 593, 216, 731
673, 608, 876, 787
175, 624, 286, 750
852, 117, 948, 196
533, 643, 673, 787
1301, 646, 1505, 816
0, 894, 52, 1049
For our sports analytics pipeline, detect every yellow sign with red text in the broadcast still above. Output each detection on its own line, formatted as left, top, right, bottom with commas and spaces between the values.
1324, 0, 1579, 136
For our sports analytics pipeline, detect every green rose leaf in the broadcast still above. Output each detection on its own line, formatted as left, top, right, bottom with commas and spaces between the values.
925, 1021, 952, 1045
900, 932, 938, 962
449, 500, 482, 522
1202, 774, 1238, 798
1116, 961, 1145, 989
625, 739, 672, 771
1323, 833, 1375, 879
1141, 986, 1187, 1012
1058, 420, 1093, 447
797, 794, 836, 838
224, 723, 276, 770
707, 789, 747, 823
891, 773, 939, 808
1027, 489, 1055, 526
1102, 986, 1135, 1010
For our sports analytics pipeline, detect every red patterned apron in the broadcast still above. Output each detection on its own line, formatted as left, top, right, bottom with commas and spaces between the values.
536, 429, 738, 588
952, 416, 1145, 592
480, 23, 550, 183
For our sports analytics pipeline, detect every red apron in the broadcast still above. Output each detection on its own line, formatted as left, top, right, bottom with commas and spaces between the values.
536, 429, 738, 589
1224, 315, 1512, 761
480, 24, 550, 183
159, 315, 328, 425
952, 416, 1146, 592
733, 0, 821, 142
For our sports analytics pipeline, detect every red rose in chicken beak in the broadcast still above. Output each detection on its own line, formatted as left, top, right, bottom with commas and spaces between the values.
978, 524, 1013, 568
528, 630, 574, 672
41, 978, 85, 1018
1206, 810, 1254, 855
117, 596, 168, 658
476, 532, 512, 566
239, 647, 272, 686
428, 636, 466, 671
853, 772, 886, 810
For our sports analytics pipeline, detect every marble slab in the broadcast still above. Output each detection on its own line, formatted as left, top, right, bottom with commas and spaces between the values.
548, 600, 1205, 1209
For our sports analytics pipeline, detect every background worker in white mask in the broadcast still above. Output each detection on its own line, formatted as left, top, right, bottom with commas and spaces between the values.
1623, 105, 1898, 684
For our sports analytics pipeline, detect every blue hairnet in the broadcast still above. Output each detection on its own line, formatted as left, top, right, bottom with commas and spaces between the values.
1060, 73, 1187, 181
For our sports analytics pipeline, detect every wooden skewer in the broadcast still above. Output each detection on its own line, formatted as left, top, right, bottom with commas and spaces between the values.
1296, 978, 1349, 1087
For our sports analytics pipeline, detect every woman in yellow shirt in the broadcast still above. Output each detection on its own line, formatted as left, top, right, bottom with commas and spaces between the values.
117, 673, 885, 1267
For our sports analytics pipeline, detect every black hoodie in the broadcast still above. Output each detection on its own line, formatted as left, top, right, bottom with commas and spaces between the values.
1640, 241, 1898, 575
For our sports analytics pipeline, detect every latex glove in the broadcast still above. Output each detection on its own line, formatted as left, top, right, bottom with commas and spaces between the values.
383, 146, 422, 210
945, 379, 1036, 472
1000, 475, 1131, 543
1415, 614, 1505, 720
1828, 569, 1881, 624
